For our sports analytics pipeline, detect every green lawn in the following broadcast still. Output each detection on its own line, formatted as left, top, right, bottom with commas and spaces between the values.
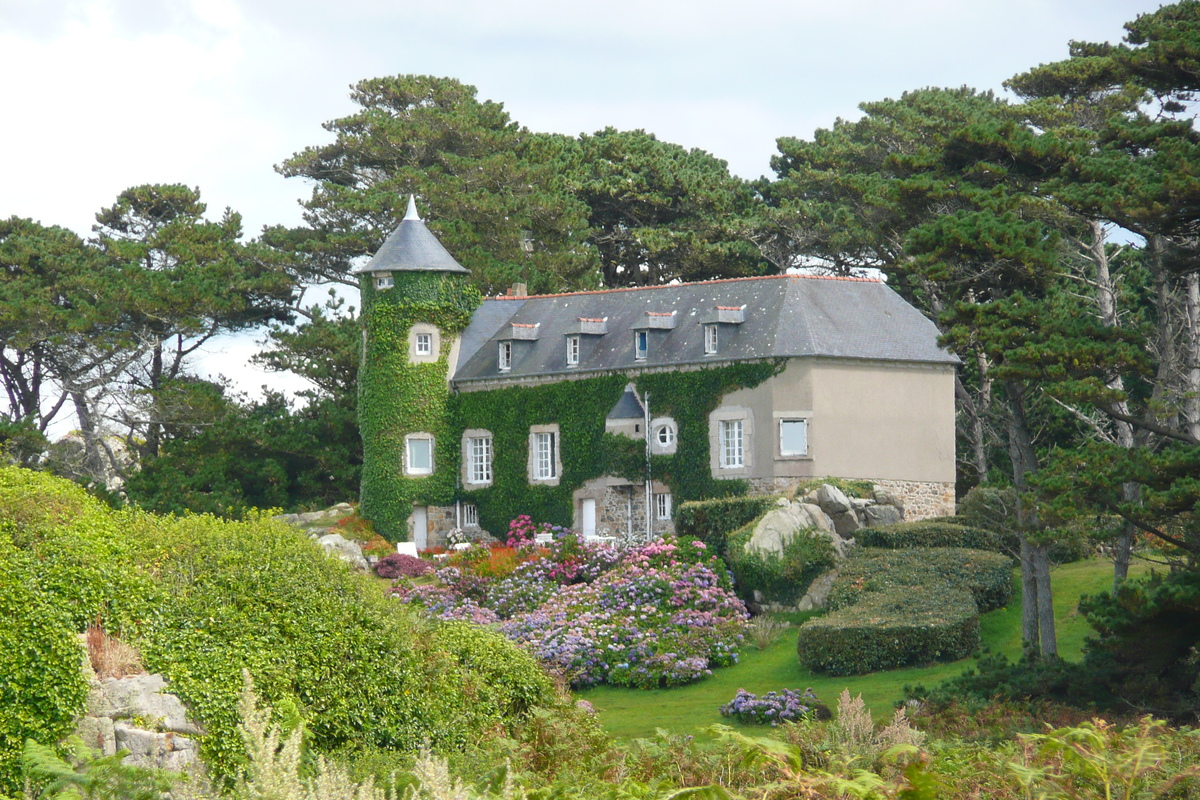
577, 558, 1144, 739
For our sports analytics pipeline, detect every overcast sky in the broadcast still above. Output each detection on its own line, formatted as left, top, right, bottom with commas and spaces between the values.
0, 0, 1165, 408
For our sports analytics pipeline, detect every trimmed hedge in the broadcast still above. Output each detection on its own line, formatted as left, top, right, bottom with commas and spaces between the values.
727, 523, 836, 605
674, 495, 776, 557
855, 520, 1091, 564
796, 582, 980, 675
855, 521, 1015, 554
827, 547, 1013, 613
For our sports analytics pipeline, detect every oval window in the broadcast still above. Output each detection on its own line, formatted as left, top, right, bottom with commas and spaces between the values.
657, 425, 675, 446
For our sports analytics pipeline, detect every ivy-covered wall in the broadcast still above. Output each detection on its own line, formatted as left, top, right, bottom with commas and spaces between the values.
358, 271, 481, 539
450, 360, 784, 536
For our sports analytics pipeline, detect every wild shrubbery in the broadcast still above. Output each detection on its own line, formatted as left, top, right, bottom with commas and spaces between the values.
0, 467, 562, 795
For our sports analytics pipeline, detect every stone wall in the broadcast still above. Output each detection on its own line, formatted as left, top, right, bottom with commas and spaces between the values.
74, 646, 201, 773
599, 483, 673, 541
873, 479, 956, 520
744, 477, 954, 521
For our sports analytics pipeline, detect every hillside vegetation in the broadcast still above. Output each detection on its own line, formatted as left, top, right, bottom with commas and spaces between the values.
0, 467, 573, 795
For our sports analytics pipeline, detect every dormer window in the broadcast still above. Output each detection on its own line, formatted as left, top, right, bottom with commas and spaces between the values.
566, 335, 580, 366
498, 341, 512, 371
704, 324, 718, 355
634, 330, 648, 360
375, 275, 394, 290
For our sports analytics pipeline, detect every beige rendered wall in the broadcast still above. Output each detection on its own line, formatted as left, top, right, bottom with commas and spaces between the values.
711, 357, 956, 485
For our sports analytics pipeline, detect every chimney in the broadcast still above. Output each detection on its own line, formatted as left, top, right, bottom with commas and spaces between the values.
507, 282, 528, 298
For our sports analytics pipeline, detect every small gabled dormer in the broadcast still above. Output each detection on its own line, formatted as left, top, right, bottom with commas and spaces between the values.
700, 305, 747, 356
605, 384, 645, 440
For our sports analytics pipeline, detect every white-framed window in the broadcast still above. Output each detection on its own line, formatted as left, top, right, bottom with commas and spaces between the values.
498, 341, 512, 371
467, 435, 492, 484
415, 333, 432, 356
566, 335, 580, 366
634, 330, 648, 360
704, 324, 718, 355
655, 492, 672, 520
405, 434, 434, 475
461, 503, 479, 528
719, 419, 744, 469
534, 431, 557, 480
375, 275, 394, 289
657, 425, 674, 447
779, 418, 809, 457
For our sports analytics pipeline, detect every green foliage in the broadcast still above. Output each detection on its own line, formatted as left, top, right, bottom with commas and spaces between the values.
726, 526, 836, 605
452, 361, 781, 536
0, 547, 88, 794
358, 271, 481, 539
126, 389, 360, 517
855, 521, 1015, 555
797, 581, 980, 676
796, 547, 1011, 676
1079, 569, 1200, 721
22, 737, 176, 800
674, 496, 776, 557
272, 75, 597, 295
827, 548, 1013, 614
429, 621, 554, 722
0, 467, 564, 791
564, 127, 766, 287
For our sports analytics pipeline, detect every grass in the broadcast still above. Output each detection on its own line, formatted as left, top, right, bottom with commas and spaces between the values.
577, 557, 1147, 740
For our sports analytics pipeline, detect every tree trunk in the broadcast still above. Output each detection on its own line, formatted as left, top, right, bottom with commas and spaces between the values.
1032, 542, 1057, 658
69, 389, 106, 484
1020, 537, 1040, 654
1086, 220, 1140, 592
1184, 271, 1200, 442
1005, 381, 1057, 657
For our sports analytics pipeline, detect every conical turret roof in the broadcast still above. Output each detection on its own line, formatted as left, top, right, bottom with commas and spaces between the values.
351, 196, 470, 275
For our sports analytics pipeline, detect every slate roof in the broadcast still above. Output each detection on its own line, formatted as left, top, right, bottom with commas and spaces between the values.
607, 386, 646, 420
350, 197, 470, 275
452, 274, 959, 386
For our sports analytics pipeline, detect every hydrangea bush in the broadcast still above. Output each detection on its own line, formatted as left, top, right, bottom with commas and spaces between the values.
720, 687, 822, 725
374, 552, 431, 579
391, 524, 748, 688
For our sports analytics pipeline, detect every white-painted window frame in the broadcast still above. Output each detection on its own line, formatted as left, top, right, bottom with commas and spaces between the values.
566, 334, 580, 366
704, 324, 718, 355
405, 434, 434, 476
498, 341, 512, 371
719, 419, 744, 469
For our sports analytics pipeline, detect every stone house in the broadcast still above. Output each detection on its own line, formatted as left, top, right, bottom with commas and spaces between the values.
355, 199, 959, 547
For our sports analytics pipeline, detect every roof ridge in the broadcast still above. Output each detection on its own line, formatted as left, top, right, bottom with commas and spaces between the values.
486, 272, 881, 301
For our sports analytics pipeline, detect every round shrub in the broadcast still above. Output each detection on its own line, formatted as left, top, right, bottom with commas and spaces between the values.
797, 583, 980, 675
719, 687, 824, 725
376, 552, 431, 579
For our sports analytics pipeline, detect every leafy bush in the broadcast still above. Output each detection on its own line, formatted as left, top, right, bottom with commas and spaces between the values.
674, 495, 776, 556
797, 581, 980, 675
375, 552, 431, 579
827, 547, 1013, 613
0, 544, 89, 794
720, 688, 823, 725
0, 467, 564, 791
727, 526, 836, 605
